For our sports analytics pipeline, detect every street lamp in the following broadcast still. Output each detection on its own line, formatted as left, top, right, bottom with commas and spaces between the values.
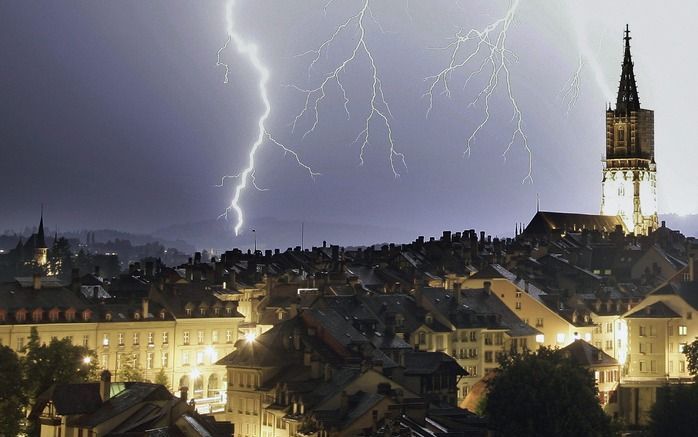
244, 332, 256, 343
83, 356, 92, 365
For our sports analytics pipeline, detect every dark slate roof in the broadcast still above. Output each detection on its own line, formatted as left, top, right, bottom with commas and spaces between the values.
0, 282, 88, 312
404, 351, 467, 376
71, 383, 172, 427
31, 383, 103, 417
561, 339, 618, 367
523, 211, 626, 236
217, 317, 309, 368
625, 301, 681, 319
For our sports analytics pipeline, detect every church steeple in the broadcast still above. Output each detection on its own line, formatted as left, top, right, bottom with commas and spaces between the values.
615, 24, 640, 113
37, 206, 47, 249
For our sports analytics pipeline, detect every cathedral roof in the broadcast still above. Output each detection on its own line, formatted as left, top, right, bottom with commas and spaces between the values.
615, 25, 641, 114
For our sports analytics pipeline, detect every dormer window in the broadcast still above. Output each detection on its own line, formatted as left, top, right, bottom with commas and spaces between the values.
16, 309, 27, 323
0, 309, 6, 322
105, 312, 112, 321
160, 310, 166, 320
48, 308, 60, 322
425, 313, 433, 325
82, 309, 92, 321
185, 308, 192, 317
32, 308, 44, 323
65, 308, 76, 321
199, 307, 207, 316
134, 311, 141, 320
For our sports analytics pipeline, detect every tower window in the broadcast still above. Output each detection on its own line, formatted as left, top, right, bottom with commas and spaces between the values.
618, 129, 625, 141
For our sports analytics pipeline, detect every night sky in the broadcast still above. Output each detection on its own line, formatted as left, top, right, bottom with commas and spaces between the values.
1, 1, 696, 244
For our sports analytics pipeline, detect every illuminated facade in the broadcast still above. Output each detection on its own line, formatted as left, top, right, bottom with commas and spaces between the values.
601, 26, 658, 236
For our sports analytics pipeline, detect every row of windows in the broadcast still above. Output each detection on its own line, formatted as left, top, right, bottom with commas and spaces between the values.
639, 324, 688, 337
181, 349, 218, 366
101, 351, 169, 369
100, 329, 235, 347
182, 329, 233, 345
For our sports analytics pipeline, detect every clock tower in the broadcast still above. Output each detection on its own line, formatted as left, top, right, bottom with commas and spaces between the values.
601, 25, 658, 235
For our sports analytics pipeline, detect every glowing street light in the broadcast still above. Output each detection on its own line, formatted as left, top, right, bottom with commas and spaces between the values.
82, 356, 92, 365
244, 332, 256, 343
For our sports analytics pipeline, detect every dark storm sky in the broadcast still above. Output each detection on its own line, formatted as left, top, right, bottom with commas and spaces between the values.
1, 0, 696, 241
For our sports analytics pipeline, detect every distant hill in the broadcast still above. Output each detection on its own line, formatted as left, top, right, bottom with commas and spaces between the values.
152, 217, 419, 252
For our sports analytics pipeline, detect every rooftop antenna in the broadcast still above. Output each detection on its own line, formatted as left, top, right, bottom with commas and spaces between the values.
536, 193, 540, 212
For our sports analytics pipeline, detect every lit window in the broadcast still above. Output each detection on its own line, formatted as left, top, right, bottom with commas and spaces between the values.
197, 351, 204, 365
226, 329, 232, 343
161, 351, 169, 368
103, 334, 109, 346
183, 331, 190, 345
584, 333, 592, 342
679, 325, 688, 336
556, 333, 565, 344
212, 330, 219, 344
182, 352, 190, 365
148, 332, 154, 344
198, 330, 204, 344
162, 332, 169, 344
146, 352, 153, 369
118, 333, 124, 346
680, 343, 687, 353
535, 334, 545, 344
133, 333, 139, 345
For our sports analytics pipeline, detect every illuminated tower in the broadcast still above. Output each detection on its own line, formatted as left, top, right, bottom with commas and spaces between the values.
601, 25, 658, 235
34, 210, 48, 266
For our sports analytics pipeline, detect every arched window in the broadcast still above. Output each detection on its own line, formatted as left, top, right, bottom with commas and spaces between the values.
193, 375, 204, 398
208, 373, 220, 397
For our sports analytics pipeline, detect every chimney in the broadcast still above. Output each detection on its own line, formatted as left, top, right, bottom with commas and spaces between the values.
100, 370, 112, 402
180, 386, 188, 403
33, 273, 41, 290
71, 268, 80, 292
194, 252, 202, 264
142, 298, 150, 319
94, 265, 101, 277
311, 358, 320, 379
484, 281, 492, 295
413, 279, 423, 306
454, 282, 462, 305
228, 270, 237, 289
690, 255, 695, 282
339, 391, 348, 416
145, 261, 153, 278
293, 327, 301, 351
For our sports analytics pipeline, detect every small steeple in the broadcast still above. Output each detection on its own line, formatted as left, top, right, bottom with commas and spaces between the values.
36, 205, 47, 249
615, 24, 641, 113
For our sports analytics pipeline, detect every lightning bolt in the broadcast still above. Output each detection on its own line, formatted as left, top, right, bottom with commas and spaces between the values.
290, 0, 407, 178
561, 54, 583, 115
423, 0, 532, 184
218, 0, 319, 236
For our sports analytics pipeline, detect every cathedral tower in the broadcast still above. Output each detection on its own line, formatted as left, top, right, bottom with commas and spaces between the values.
601, 25, 658, 235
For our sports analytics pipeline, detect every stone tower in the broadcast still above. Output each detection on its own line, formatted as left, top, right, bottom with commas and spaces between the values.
34, 209, 48, 266
601, 25, 658, 236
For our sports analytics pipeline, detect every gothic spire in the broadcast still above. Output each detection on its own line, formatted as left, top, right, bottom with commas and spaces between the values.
615, 24, 640, 113
37, 205, 47, 248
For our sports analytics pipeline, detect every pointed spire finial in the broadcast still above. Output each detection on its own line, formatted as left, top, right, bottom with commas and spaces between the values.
616, 24, 640, 113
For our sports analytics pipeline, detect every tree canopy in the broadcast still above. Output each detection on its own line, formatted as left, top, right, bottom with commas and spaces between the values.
482, 347, 611, 437
21, 327, 97, 402
0, 345, 26, 437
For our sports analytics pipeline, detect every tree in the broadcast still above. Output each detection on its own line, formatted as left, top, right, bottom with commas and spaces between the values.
118, 354, 147, 382
648, 340, 698, 435
154, 368, 171, 391
21, 327, 97, 402
649, 383, 698, 436
482, 348, 611, 437
683, 338, 698, 377
0, 346, 26, 437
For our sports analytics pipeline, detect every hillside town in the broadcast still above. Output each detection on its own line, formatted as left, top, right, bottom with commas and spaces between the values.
2, 206, 697, 435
